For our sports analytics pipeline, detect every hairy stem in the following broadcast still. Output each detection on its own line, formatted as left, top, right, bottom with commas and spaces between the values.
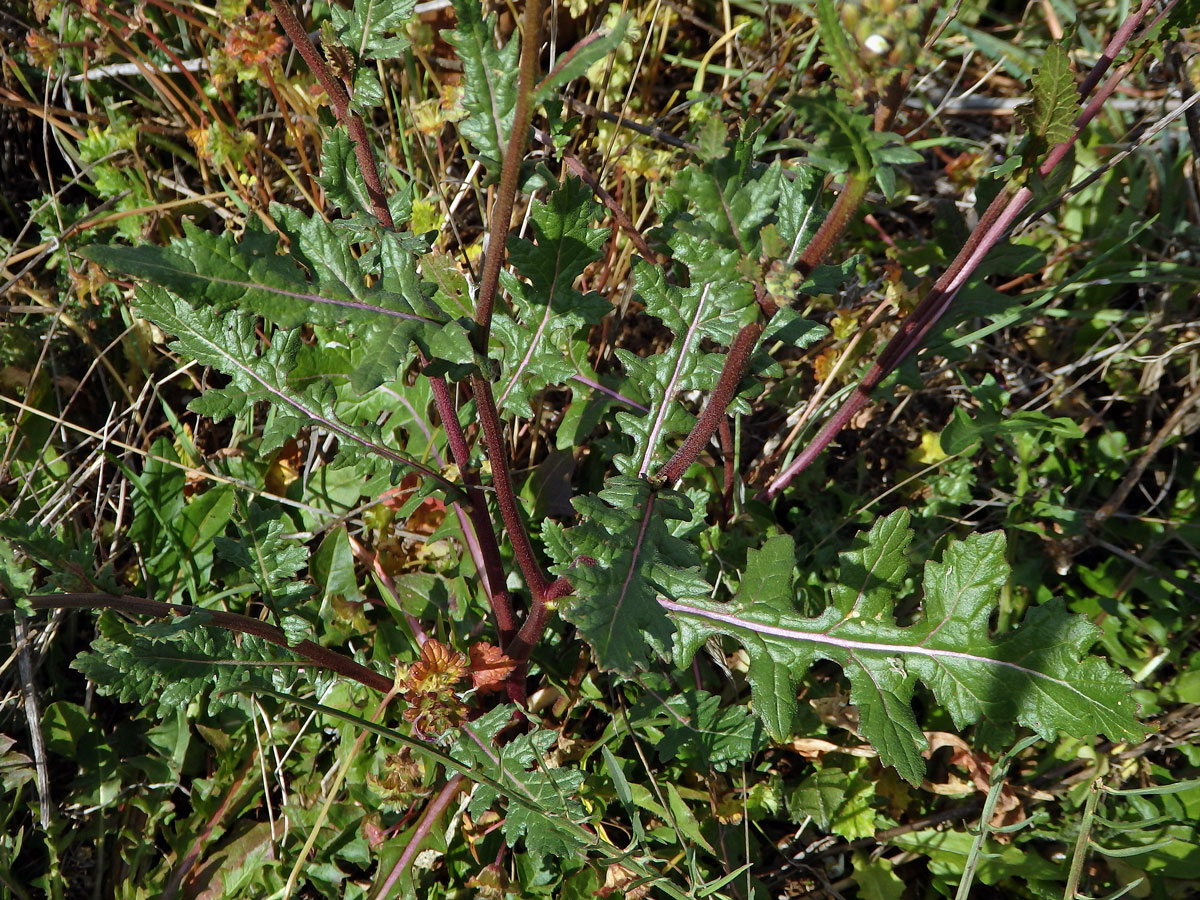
796, 172, 869, 276
657, 322, 763, 484
460, 0, 552, 672
718, 416, 735, 523
428, 373, 517, 645
373, 775, 466, 900
472, 374, 551, 602
762, 0, 1162, 500
473, 0, 544, 344
761, 185, 1014, 498
503, 575, 574, 705
268, 0, 394, 228
16, 592, 395, 694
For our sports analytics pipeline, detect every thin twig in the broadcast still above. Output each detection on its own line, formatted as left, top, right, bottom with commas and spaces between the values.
267, 0, 394, 228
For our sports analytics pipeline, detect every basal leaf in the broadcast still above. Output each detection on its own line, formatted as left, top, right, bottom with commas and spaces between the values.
544, 476, 710, 674
72, 612, 280, 718
667, 512, 1145, 785
133, 286, 453, 489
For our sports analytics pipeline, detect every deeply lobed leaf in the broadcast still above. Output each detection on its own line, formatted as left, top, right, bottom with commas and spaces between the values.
132, 286, 450, 488
492, 178, 610, 418
544, 477, 710, 674
72, 613, 281, 718
84, 209, 465, 393
450, 705, 590, 860
214, 500, 314, 636
330, 0, 416, 61
667, 511, 1146, 785
443, 0, 518, 174
614, 245, 756, 477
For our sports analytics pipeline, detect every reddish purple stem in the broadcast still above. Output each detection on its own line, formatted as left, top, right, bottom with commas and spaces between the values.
762, 0, 1162, 499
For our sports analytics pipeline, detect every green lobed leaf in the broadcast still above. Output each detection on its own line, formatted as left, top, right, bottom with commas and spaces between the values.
1018, 43, 1077, 149
269, 203, 463, 388
775, 165, 825, 268
941, 406, 1084, 455
634, 688, 766, 772
786, 95, 920, 195
667, 511, 1146, 785
313, 129, 415, 230
450, 705, 590, 861
317, 128, 375, 220
786, 763, 877, 840
0, 520, 120, 596
492, 178, 610, 418
851, 851, 906, 900
330, 0, 416, 61
660, 148, 782, 256
84, 210, 455, 391
132, 286, 452, 489
544, 476, 710, 674
213, 500, 314, 630
614, 243, 756, 476
71, 612, 281, 718
1164, 0, 1200, 35
443, 0, 519, 174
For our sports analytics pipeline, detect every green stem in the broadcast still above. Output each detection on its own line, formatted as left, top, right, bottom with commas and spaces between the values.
1063, 779, 1104, 900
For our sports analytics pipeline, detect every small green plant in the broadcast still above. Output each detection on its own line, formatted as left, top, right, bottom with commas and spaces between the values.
4, 0, 1198, 897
